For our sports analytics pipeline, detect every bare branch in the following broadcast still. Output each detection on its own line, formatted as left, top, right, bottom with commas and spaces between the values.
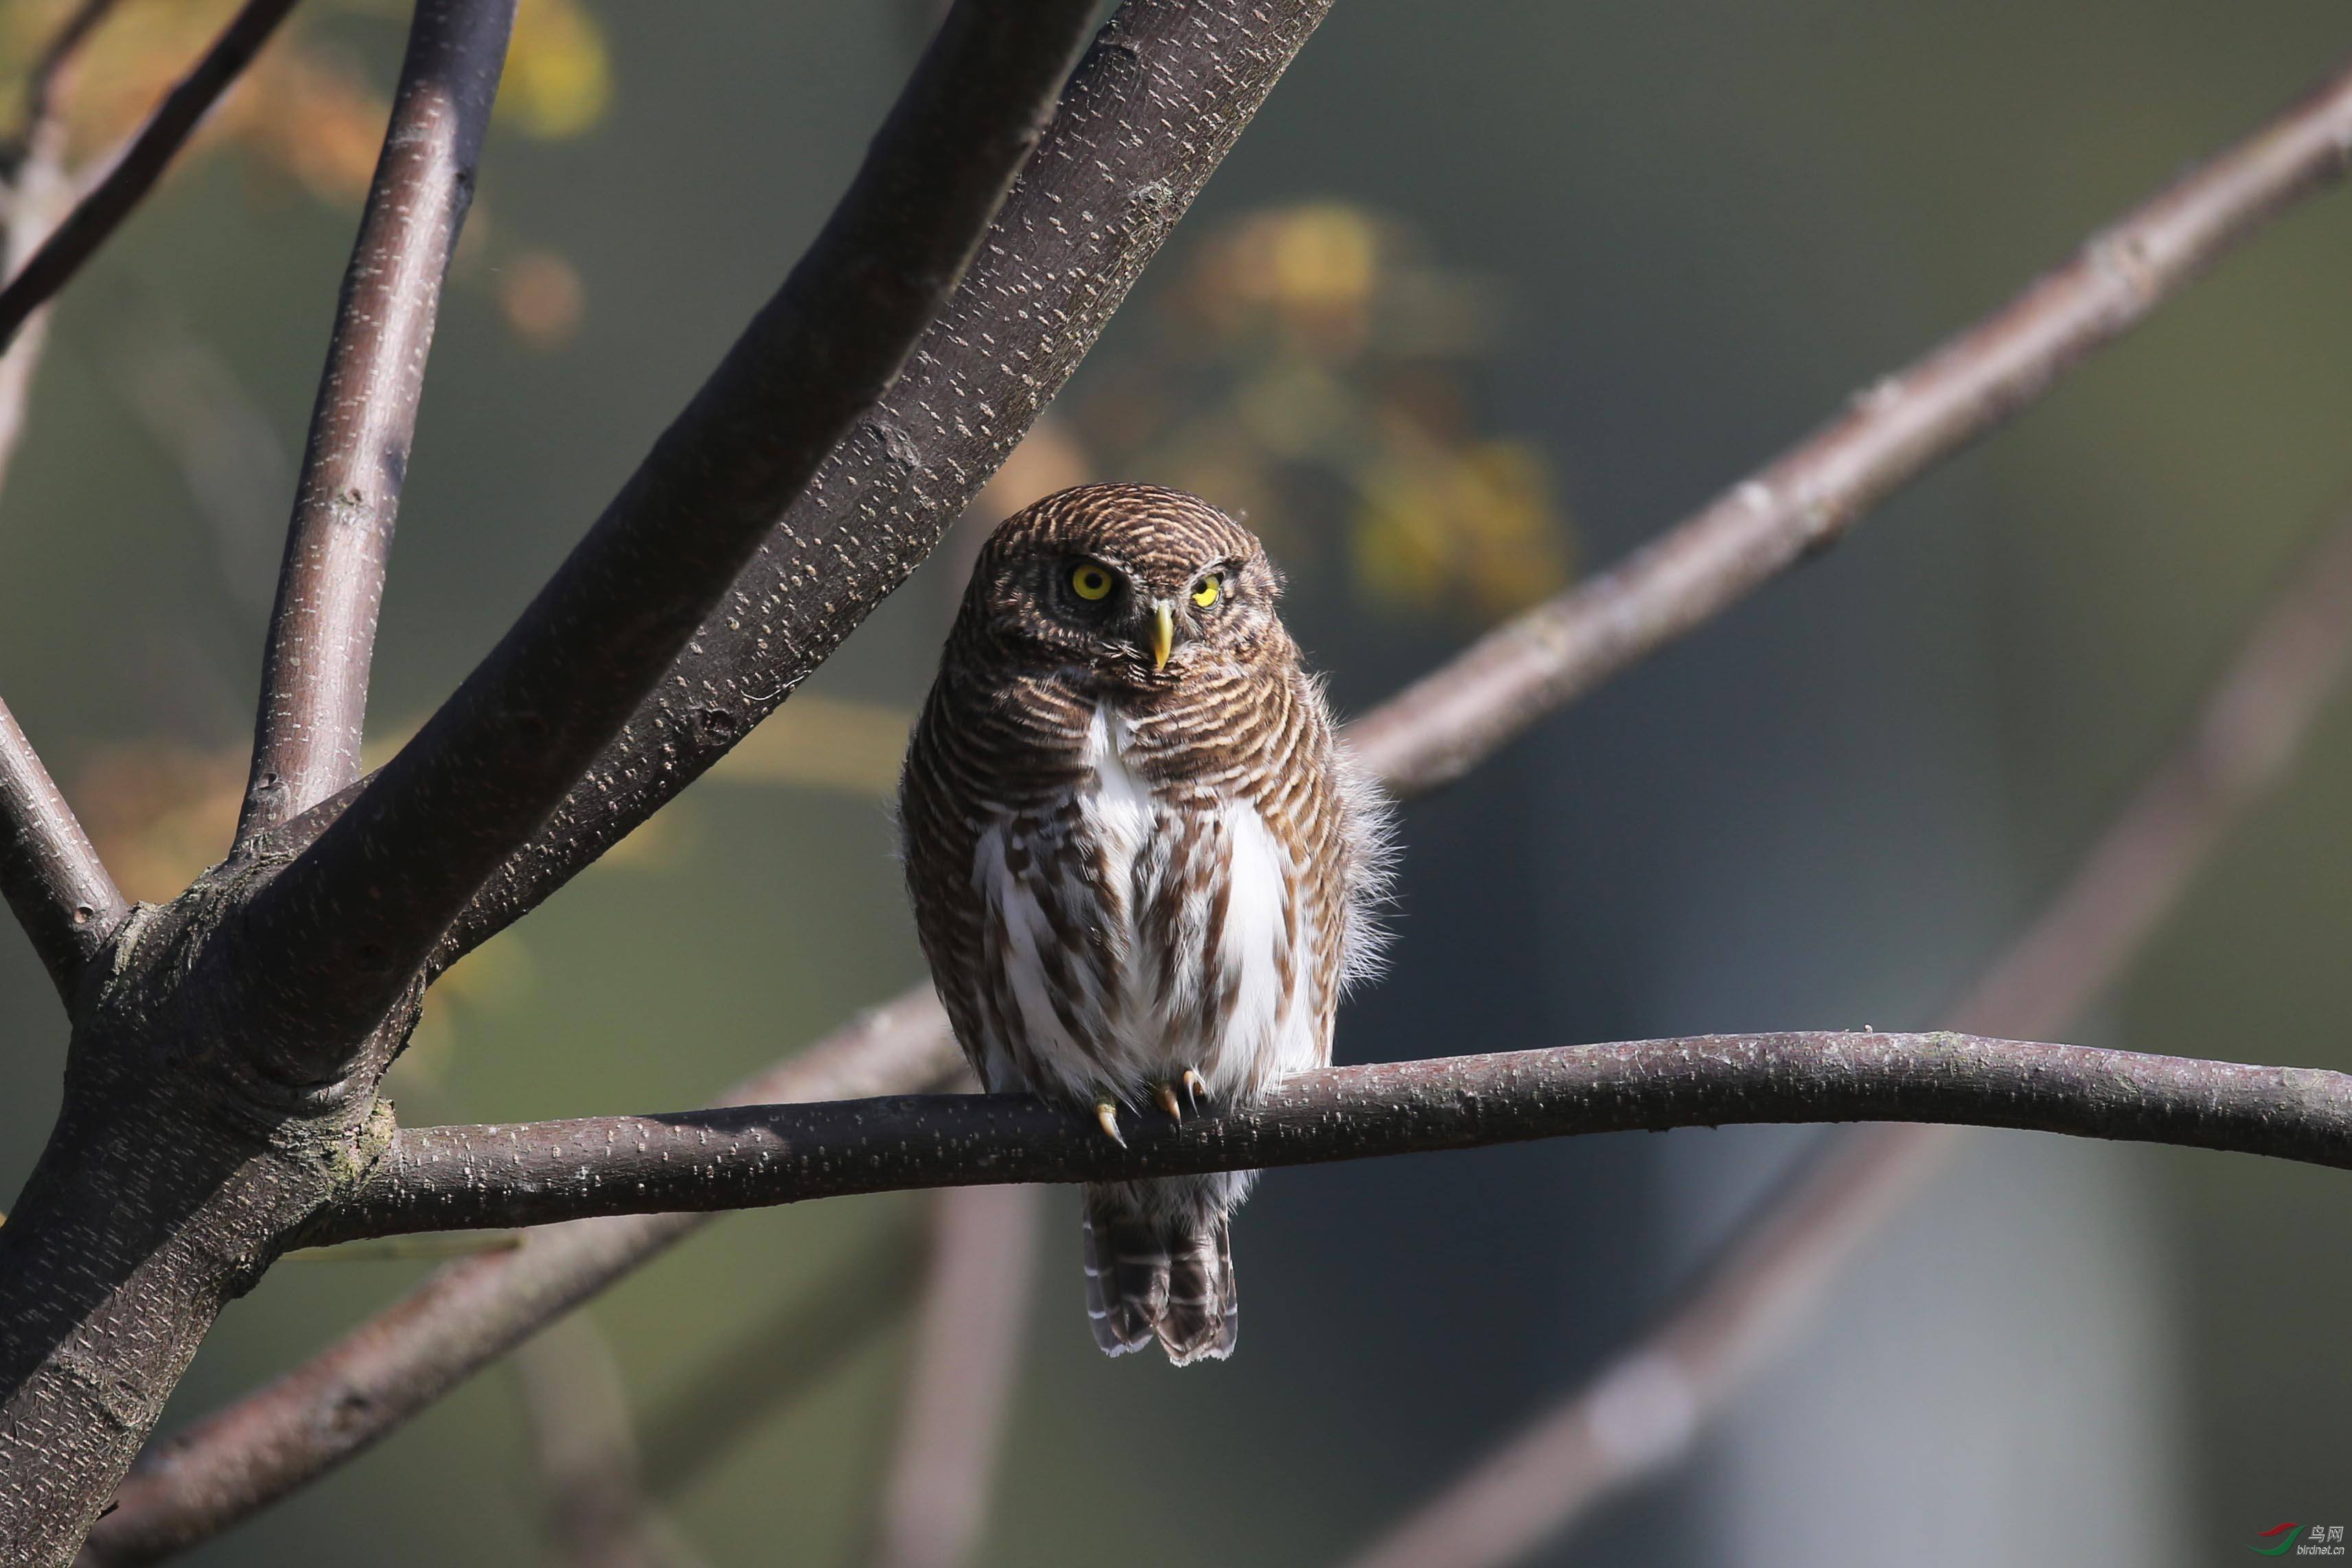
0, 0, 303, 356
1345, 54, 2352, 794
870, 1183, 1041, 1568
233, 0, 518, 845
1341, 503, 2352, 1568
317, 1034, 2352, 1242
231, 0, 1101, 1073
0, 696, 127, 1005
79, 993, 958, 1567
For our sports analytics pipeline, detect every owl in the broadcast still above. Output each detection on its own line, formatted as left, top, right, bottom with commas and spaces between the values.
899, 484, 1390, 1365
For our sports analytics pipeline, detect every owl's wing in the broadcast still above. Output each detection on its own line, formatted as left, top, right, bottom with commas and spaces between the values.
898, 695, 1006, 1090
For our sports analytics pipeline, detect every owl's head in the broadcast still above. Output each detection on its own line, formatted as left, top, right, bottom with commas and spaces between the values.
957, 484, 1287, 684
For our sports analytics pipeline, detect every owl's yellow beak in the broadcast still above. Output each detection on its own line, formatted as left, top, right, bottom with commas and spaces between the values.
1150, 601, 1175, 671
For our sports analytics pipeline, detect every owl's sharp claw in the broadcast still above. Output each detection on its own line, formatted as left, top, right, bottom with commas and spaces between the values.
1181, 1069, 1207, 1109
1153, 1083, 1184, 1120
1094, 1102, 1125, 1146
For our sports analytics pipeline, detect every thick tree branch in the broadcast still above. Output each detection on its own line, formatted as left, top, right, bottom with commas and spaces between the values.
231, 0, 1100, 1073
233, 0, 516, 846
0, 0, 302, 356
78, 993, 959, 1567
1341, 503, 2352, 1568
419, 0, 1343, 973
0, 696, 126, 1005
316, 1035, 2352, 1242
1346, 54, 2352, 794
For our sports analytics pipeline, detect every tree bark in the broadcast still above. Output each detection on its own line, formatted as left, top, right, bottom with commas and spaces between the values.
312, 1034, 2352, 1241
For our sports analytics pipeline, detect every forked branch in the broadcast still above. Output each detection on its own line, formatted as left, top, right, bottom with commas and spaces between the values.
235, 0, 518, 844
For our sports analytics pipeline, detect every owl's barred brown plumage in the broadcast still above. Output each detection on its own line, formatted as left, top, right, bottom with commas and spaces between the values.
899, 484, 1390, 1364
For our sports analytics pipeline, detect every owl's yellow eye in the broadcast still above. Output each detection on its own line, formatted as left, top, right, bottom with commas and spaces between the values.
1070, 564, 1113, 601
1192, 574, 1222, 608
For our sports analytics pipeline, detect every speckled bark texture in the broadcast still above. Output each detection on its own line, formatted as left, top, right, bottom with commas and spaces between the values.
320, 1033, 2352, 1241
431, 0, 1342, 973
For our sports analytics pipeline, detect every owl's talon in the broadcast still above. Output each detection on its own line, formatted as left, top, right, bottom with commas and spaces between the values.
1094, 1102, 1125, 1146
1153, 1083, 1184, 1120
1181, 1068, 1207, 1109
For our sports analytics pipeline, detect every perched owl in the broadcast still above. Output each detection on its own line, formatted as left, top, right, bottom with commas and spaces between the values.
899, 484, 1390, 1365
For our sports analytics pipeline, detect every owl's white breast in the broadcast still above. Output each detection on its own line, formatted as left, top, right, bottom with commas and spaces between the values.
967, 700, 1322, 1110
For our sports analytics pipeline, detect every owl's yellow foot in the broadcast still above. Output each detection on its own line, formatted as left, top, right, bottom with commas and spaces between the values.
1094, 1101, 1125, 1146
1153, 1083, 1184, 1120
1181, 1068, 1208, 1109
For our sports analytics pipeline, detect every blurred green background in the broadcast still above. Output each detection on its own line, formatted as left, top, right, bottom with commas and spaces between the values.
3, 1, 2351, 1563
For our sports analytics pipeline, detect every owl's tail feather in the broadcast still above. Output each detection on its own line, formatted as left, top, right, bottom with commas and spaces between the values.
1081, 1181, 1238, 1365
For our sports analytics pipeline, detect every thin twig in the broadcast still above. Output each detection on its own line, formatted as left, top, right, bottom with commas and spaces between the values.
0, 0, 303, 356
1344, 55, 2352, 794
0, 696, 127, 1005
1339, 503, 2352, 1568
80, 993, 960, 1567
869, 1183, 1041, 1568
231, 0, 1099, 1075
233, 0, 518, 844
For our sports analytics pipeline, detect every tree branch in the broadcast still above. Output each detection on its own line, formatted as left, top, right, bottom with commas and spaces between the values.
313, 1034, 2352, 1243
1344, 53, 2352, 794
0, 0, 303, 356
0, 696, 127, 1005
417, 0, 1344, 974
1339, 500, 2352, 1568
229, 0, 1100, 1074
78, 993, 960, 1567
232, 0, 517, 846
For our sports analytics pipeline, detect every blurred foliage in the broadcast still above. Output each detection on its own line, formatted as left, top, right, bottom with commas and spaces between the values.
0, 0, 608, 348
1070, 200, 1578, 623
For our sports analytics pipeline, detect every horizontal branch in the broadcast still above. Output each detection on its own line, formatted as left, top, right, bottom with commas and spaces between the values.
0, 695, 126, 1005
231, 0, 1098, 1070
1346, 51, 2352, 794
315, 1034, 2352, 1243
0, 0, 301, 356
235, 0, 517, 846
